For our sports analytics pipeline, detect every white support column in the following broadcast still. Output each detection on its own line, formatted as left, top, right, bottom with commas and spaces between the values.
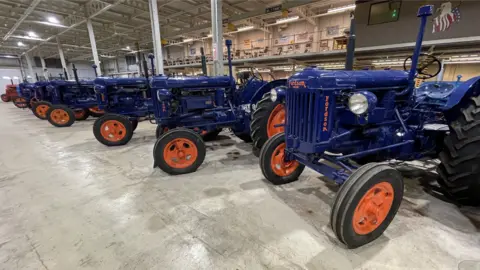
56, 36, 70, 79
114, 58, 120, 73
210, 0, 223, 75
148, 0, 164, 75
86, 18, 101, 76
25, 53, 35, 82
40, 57, 47, 81
313, 25, 320, 52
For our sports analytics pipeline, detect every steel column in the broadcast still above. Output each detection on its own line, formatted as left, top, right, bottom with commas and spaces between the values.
25, 53, 35, 82
40, 57, 47, 81
86, 19, 101, 76
56, 36, 71, 79
210, 0, 223, 75
148, 0, 164, 75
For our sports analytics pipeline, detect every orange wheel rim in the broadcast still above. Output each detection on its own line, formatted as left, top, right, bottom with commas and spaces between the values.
50, 109, 70, 124
270, 142, 300, 176
74, 110, 86, 119
352, 182, 394, 235
35, 105, 50, 118
267, 104, 285, 137
100, 120, 127, 142
89, 106, 104, 113
163, 138, 198, 169
16, 97, 27, 107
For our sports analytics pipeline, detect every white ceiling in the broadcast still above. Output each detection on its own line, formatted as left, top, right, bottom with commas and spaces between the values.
0, 0, 353, 61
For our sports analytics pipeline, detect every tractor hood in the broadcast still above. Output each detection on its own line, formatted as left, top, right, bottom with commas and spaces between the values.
49, 80, 94, 86
288, 67, 409, 90
94, 77, 148, 86
150, 75, 233, 89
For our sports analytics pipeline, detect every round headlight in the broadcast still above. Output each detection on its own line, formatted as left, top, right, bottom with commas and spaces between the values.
348, 93, 369, 115
270, 89, 278, 102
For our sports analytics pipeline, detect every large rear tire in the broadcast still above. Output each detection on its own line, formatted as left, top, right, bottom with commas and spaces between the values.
250, 92, 285, 150
437, 95, 480, 206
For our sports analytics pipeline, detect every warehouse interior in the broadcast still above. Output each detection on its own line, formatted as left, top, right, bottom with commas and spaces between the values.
1, 0, 480, 269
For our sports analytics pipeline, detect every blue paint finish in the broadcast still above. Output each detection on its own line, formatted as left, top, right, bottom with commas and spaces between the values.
47, 80, 98, 109
93, 77, 152, 118
280, 5, 480, 186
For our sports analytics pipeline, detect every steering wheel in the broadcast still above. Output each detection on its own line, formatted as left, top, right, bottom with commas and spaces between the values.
403, 53, 442, 79
250, 68, 264, 81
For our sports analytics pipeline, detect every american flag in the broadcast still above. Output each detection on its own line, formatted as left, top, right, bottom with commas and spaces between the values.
433, 6, 461, 33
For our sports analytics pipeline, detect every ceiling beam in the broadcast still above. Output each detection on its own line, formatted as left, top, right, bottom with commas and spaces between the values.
2, 0, 42, 41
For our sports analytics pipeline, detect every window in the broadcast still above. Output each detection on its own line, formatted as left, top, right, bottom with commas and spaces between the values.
368, 1, 401, 25
125, 55, 136, 66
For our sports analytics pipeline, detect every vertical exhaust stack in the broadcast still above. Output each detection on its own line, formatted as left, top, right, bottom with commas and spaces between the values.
143, 58, 149, 80
72, 64, 80, 85
200, 47, 207, 75
225, 40, 234, 86
63, 68, 69, 80
345, 12, 356, 70
35, 73, 39, 82
148, 53, 155, 76
92, 64, 98, 77
408, 5, 433, 84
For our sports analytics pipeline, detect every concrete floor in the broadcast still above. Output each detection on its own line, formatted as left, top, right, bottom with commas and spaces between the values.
1, 103, 480, 270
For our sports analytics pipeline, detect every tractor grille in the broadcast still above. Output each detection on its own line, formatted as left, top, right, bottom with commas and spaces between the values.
286, 89, 322, 144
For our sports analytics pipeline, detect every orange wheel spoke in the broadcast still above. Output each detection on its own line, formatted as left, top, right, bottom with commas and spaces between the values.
100, 120, 127, 142
163, 138, 198, 169
270, 142, 300, 177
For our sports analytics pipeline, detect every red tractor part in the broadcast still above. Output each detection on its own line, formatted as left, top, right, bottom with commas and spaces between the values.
1, 85, 19, 102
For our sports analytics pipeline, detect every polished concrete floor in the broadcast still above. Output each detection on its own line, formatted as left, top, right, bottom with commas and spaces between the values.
1, 103, 480, 270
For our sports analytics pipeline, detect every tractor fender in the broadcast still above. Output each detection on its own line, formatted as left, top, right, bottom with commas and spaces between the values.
249, 79, 287, 105
443, 77, 480, 110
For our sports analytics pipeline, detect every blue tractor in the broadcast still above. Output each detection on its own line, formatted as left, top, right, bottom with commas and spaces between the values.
257, 5, 480, 248
12, 82, 35, 109
38, 65, 104, 127
151, 40, 286, 174
30, 81, 55, 120
92, 73, 152, 146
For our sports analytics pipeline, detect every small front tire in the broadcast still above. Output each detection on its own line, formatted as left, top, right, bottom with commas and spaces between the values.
32, 101, 52, 120
331, 163, 404, 249
93, 114, 134, 146
74, 109, 89, 121
46, 105, 76, 127
1, 94, 10, 102
153, 128, 206, 175
259, 133, 305, 185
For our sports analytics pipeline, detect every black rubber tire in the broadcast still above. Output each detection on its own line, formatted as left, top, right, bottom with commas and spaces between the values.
1, 94, 10, 102
46, 105, 76, 127
331, 163, 404, 249
156, 125, 168, 139
437, 95, 480, 206
153, 128, 206, 175
235, 133, 253, 143
74, 109, 90, 121
131, 119, 139, 132
32, 101, 52, 120
259, 132, 305, 185
88, 108, 105, 118
250, 92, 285, 150
93, 114, 134, 146
13, 97, 28, 109
202, 129, 222, 141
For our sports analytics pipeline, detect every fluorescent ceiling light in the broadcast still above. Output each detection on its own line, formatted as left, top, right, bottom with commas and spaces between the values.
12, 35, 44, 41
237, 26, 254, 32
18, 41, 25, 46
183, 38, 193, 42
445, 60, 480, 64
276, 16, 299, 24
207, 34, 212, 37
13, 76, 19, 79
28, 31, 37, 37
328, 4, 356, 14
0, 55, 17, 58
2, 76, 11, 80
48, 16, 59, 24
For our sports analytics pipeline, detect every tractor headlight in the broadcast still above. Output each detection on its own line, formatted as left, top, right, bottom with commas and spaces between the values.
348, 93, 369, 115
270, 89, 278, 102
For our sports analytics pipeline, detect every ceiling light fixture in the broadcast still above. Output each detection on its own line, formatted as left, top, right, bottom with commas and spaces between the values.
17, 41, 25, 46
327, 4, 356, 14
28, 31, 37, 37
237, 26, 254, 32
48, 16, 59, 24
275, 16, 299, 24
183, 38, 193, 42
